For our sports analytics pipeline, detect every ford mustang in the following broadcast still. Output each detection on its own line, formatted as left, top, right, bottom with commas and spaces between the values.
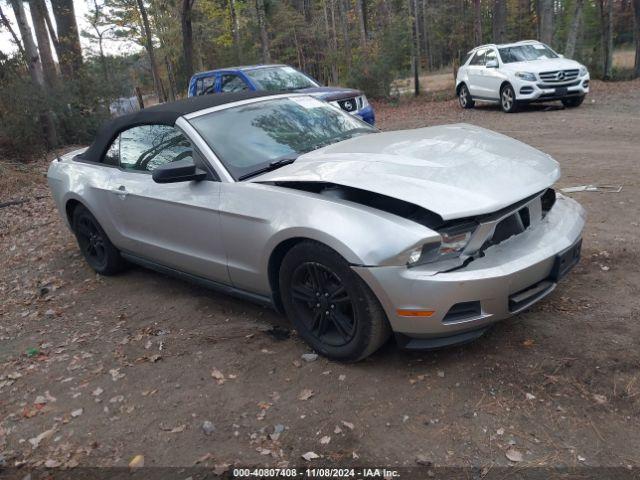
47, 91, 585, 361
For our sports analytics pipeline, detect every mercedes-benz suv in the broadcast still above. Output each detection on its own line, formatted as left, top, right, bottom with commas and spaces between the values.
456, 40, 590, 113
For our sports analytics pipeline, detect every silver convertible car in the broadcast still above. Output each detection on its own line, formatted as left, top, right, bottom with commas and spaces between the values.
48, 91, 585, 361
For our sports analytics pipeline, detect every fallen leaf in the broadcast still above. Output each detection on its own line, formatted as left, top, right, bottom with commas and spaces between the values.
593, 394, 607, 405
71, 408, 83, 417
298, 389, 314, 401
341, 420, 354, 430
505, 448, 523, 463
28, 428, 55, 449
211, 368, 225, 384
319, 435, 331, 445
301, 451, 319, 461
129, 455, 144, 468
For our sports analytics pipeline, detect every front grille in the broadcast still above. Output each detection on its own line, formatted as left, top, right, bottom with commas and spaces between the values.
536, 79, 581, 89
337, 97, 358, 113
538, 69, 580, 83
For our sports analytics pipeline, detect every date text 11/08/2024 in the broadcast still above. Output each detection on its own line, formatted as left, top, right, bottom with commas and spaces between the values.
233, 468, 401, 478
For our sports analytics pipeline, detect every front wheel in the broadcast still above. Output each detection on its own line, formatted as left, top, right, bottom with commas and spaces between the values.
72, 205, 127, 275
279, 241, 390, 362
458, 84, 475, 109
562, 96, 585, 108
500, 84, 519, 113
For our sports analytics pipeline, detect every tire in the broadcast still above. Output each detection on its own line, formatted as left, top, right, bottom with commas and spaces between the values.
279, 241, 391, 362
500, 84, 519, 113
561, 96, 585, 108
72, 204, 127, 275
458, 84, 475, 109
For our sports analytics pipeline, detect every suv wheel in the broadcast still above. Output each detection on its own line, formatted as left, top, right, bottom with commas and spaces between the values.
458, 84, 475, 109
561, 96, 585, 108
500, 84, 518, 113
279, 241, 390, 362
72, 205, 127, 275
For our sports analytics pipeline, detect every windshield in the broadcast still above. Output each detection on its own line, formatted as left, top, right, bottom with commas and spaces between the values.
190, 96, 376, 180
244, 66, 319, 91
498, 44, 558, 63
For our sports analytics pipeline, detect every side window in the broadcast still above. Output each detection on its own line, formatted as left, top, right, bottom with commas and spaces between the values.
470, 49, 486, 66
220, 74, 249, 93
485, 49, 497, 65
104, 135, 120, 166
118, 125, 193, 172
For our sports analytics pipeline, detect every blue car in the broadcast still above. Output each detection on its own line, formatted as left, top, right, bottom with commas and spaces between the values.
188, 64, 375, 125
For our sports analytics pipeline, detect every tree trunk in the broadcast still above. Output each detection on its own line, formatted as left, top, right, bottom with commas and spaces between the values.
356, 0, 367, 48
256, 0, 270, 63
563, 0, 583, 58
29, 0, 57, 88
538, 0, 553, 45
411, 0, 420, 95
229, 0, 241, 63
136, 0, 165, 102
51, 0, 83, 77
473, 0, 481, 45
601, 0, 613, 79
10, 0, 43, 86
181, 0, 194, 85
492, 0, 506, 44
0, 4, 26, 58
634, 0, 640, 78
10, 0, 57, 147
339, 0, 351, 71
421, 0, 432, 70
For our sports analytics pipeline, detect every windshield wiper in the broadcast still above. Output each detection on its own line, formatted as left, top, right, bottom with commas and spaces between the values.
238, 155, 299, 181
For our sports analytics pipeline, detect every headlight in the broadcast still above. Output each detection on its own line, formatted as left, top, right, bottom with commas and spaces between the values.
515, 71, 536, 82
406, 222, 477, 266
357, 94, 369, 109
579, 66, 588, 76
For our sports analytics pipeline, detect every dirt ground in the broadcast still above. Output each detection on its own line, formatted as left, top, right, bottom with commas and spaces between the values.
1, 80, 639, 473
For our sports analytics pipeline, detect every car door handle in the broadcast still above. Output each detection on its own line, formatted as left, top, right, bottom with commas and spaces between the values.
112, 185, 128, 198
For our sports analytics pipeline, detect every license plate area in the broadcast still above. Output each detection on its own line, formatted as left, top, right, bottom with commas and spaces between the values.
555, 86, 568, 96
551, 238, 582, 281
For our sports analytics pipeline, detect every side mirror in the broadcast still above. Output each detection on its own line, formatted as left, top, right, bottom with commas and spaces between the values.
152, 158, 207, 183
486, 59, 499, 68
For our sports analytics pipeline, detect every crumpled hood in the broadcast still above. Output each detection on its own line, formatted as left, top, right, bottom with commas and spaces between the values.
254, 124, 560, 220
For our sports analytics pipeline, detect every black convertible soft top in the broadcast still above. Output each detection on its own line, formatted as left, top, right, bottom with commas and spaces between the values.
78, 90, 278, 164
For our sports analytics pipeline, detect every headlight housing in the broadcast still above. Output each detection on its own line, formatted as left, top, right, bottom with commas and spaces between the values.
579, 66, 588, 77
515, 71, 537, 82
406, 222, 477, 267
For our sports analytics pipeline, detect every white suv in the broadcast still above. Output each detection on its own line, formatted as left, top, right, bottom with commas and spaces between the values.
456, 40, 590, 113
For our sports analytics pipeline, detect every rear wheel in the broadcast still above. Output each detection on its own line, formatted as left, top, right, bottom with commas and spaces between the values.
561, 96, 585, 108
458, 84, 475, 109
500, 84, 518, 113
72, 205, 126, 275
279, 241, 390, 362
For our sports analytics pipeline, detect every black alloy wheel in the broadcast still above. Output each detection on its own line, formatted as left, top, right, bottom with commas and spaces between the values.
72, 205, 126, 275
290, 262, 356, 347
279, 241, 390, 361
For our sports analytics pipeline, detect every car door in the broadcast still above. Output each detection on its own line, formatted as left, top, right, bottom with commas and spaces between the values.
466, 48, 486, 97
105, 124, 229, 283
480, 48, 502, 99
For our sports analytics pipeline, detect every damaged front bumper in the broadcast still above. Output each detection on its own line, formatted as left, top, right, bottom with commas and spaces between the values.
353, 194, 586, 349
